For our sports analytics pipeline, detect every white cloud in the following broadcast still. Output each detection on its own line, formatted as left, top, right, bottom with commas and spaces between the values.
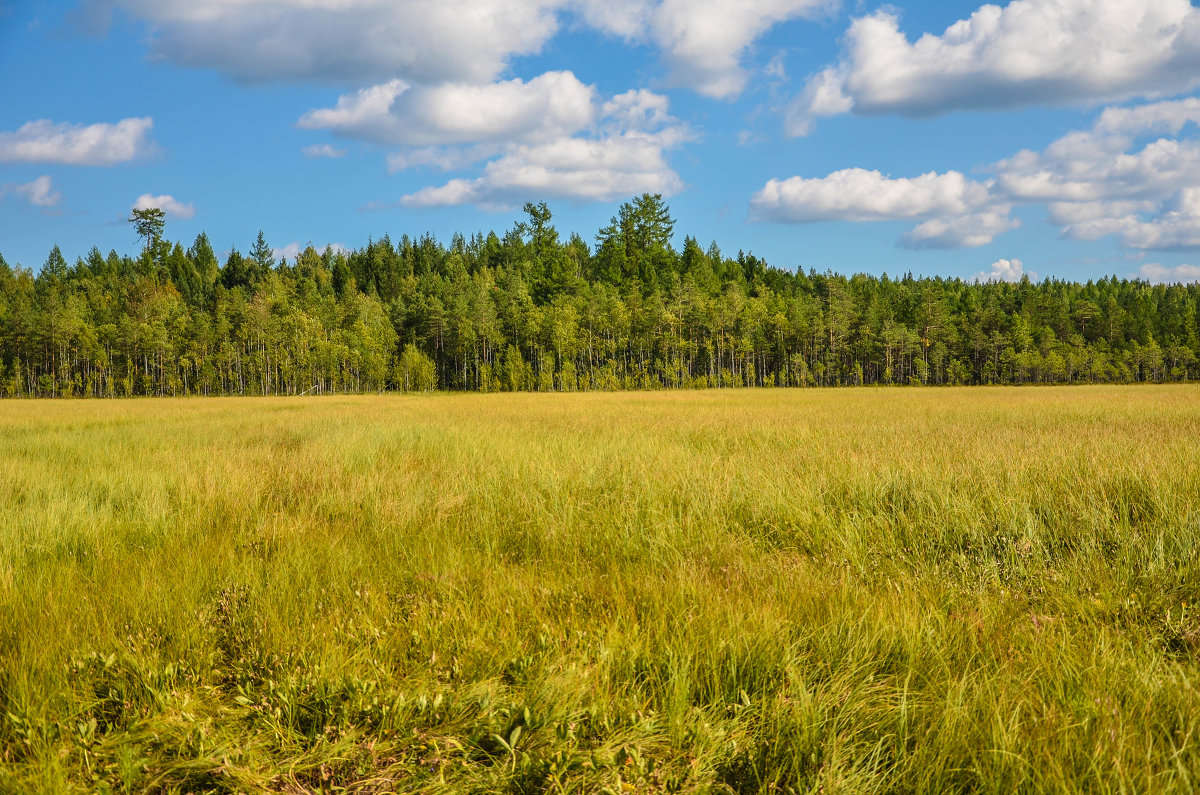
386, 146, 499, 173
788, 0, 1200, 135
302, 74, 694, 198
1089, 189, 1200, 250
299, 71, 596, 147
401, 130, 687, 208
0, 118, 154, 165
372, 81, 691, 208
94, 0, 834, 99
751, 168, 993, 222
1048, 196, 1200, 250
1093, 97, 1200, 137
302, 144, 346, 159
759, 93, 1200, 251
902, 211, 1021, 249
974, 258, 1035, 283
90, 0, 562, 85
10, 175, 62, 208
1137, 263, 1200, 283
578, 0, 838, 99
998, 138, 1200, 204
991, 97, 1200, 250
133, 193, 196, 219
273, 242, 347, 262
601, 89, 673, 131
993, 97, 1200, 206
751, 168, 1019, 248
1046, 200, 1161, 227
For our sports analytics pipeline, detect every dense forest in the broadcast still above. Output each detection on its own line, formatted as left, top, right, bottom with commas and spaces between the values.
2, 194, 1198, 397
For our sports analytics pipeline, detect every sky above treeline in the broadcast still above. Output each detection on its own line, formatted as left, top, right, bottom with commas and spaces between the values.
2, 0, 1200, 284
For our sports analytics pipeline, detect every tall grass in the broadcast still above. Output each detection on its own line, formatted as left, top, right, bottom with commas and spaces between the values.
1, 386, 1198, 793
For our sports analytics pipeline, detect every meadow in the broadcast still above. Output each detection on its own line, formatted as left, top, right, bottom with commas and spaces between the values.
1, 386, 1199, 793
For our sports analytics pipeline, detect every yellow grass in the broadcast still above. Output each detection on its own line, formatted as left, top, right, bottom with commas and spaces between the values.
1, 386, 1199, 793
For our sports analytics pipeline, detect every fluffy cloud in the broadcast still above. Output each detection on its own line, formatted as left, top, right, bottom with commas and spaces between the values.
579, 0, 837, 98
0, 118, 154, 165
994, 98, 1200, 203
760, 95, 1200, 251
401, 130, 687, 208
901, 212, 1021, 250
751, 168, 1016, 248
1137, 263, 1200, 283
399, 93, 690, 208
973, 258, 1034, 283
88, 0, 562, 85
995, 97, 1200, 249
750, 168, 1018, 248
302, 144, 346, 159
788, 0, 1200, 135
751, 168, 992, 222
1067, 190, 1200, 251
299, 72, 596, 147
90, 0, 830, 98
133, 193, 195, 219
300, 68, 690, 208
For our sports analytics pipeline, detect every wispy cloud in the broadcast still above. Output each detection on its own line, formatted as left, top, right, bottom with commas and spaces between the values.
301, 144, 346, 159
1136, 263, 1200, 284
7, 175, 62, 208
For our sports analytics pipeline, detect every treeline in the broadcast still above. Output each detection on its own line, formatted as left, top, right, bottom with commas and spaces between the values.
2, 194, 1198, 397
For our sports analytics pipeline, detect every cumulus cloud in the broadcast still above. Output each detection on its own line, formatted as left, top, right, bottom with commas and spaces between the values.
87, 0, 562, 85
751, 168, 1017, 248
1081, 190, 1200, 251
994, 97, 1200, 249
301, 68, 691, 208
993, 98, 1200, 204
302, 144, 346, 159
89, 0, 833, 98
974, 258, 1034, 283
399, 93, 690, 208
0, 118, 154, 165
1137, 263, 1200, 283
751, 168, 992, 222
902, 212, 1021, 250
133, 193, 195, 219
299, 71, 596, 147
760, 95, 1200, 250
9, 175, 62, 208
788, 0, 1200, 135
579, 0, 837, 98
401, 130, 687, 209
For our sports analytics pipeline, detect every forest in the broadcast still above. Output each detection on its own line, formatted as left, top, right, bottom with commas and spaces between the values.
2, 193, 1198, 398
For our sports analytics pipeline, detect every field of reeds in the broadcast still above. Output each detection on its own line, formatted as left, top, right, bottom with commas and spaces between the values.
2, 386, 1199, 793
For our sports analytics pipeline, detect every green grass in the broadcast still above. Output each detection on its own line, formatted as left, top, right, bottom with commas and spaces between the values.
1, 386, 1199, 793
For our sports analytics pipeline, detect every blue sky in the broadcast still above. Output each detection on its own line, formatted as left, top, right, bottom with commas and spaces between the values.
3, 0, 1200, 285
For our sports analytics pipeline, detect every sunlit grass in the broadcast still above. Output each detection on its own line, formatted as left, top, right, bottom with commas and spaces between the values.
1, 386, 1199, 792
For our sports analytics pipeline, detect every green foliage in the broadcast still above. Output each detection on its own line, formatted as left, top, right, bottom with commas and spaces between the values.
395, 343, 436, 392
128, 207, 165, 254
2, 194, 1200, 398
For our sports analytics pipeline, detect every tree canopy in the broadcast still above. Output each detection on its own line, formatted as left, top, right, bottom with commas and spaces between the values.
1, 194, 1197, 397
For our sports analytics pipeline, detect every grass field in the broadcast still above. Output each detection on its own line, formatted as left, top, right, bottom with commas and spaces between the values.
2, 387, 1200, 793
